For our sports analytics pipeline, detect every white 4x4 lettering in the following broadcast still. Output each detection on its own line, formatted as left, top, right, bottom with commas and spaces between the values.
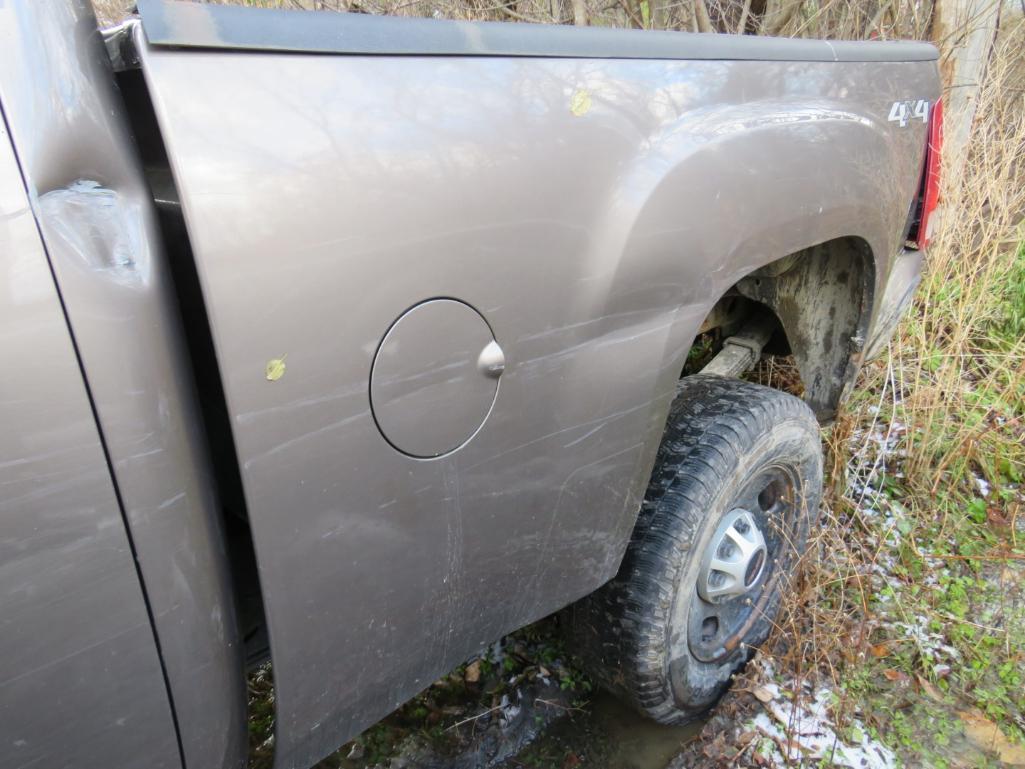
888, 99, 930, 127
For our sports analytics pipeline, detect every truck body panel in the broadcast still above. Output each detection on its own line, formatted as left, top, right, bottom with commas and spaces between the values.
128, 6, 939, 765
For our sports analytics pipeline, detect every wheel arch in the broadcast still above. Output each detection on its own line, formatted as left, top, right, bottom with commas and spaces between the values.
678, 236, 877, 420
614, 100, 904, 425
728, 235, 877, 420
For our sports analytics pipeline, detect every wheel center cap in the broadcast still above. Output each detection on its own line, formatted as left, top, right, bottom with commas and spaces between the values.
697, 509, 768, 603
744, 547, 767, 587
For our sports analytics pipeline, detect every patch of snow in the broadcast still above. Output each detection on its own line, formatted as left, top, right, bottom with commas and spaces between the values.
750, 688, 896, 769
974, 474, 992, 497
498, 693, 522, 728
891, 617, 961, 664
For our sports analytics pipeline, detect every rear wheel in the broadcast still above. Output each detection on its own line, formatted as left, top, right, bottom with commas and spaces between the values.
567, 374, 822, 723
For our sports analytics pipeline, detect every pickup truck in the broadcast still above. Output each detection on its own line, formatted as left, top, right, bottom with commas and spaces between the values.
0, 1, 941, 767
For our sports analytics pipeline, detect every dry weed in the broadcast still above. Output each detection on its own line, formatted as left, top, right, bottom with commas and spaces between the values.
740, 16, 1025, 765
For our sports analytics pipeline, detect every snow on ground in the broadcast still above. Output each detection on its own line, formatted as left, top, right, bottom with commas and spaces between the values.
743, 662, 897, 769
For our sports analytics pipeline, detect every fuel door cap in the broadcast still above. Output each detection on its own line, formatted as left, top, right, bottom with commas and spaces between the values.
370, 299, 502, 458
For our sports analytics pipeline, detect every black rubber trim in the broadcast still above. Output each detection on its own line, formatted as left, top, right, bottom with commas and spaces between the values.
137, 0, 938, 62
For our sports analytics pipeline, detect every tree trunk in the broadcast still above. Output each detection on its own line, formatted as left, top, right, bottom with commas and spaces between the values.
759, 0, 803, 35
650, 0, 665, 30
694, 0, 714, 32
931, 0, 1001, 183
571, 0, 588, 25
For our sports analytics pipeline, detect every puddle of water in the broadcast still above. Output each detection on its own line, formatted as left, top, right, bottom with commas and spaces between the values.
595, 695, 703, 769
497, 692, 703, 769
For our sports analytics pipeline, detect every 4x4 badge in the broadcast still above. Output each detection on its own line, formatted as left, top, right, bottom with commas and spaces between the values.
889, 99, 930, 127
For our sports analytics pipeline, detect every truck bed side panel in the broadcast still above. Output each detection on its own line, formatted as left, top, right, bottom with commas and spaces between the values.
136, 30, 938, 768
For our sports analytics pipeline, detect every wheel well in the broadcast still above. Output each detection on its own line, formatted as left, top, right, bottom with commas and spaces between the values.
687, 237, 875, 420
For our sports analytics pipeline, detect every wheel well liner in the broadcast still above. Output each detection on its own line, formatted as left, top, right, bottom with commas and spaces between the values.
705, 237, 876, 420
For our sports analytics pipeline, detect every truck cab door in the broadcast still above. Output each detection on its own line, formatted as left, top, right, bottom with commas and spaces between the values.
0, 113, 181, 769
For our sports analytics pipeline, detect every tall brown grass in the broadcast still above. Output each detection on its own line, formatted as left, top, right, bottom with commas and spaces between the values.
765, 10, 1025, 722
846, 12, 1024, 552
897, 18, 1025, 500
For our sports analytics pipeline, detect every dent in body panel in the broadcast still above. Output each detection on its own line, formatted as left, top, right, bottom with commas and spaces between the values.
136, 44, 937, 768
38, 180, 147, 281
0, 2, 247, 767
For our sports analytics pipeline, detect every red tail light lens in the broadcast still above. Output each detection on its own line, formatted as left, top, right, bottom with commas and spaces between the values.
911, 97, 943, 250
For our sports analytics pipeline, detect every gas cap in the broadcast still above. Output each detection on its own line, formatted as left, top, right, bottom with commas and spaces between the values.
370, 299, 503, 458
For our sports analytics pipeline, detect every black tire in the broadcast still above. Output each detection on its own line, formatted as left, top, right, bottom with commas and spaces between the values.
566, 374, 823, 724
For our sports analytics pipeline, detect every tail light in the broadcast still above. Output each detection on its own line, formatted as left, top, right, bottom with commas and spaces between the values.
908, 97, 943, 250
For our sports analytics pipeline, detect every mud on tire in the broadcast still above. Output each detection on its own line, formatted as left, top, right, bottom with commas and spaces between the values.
566, 374, 823, 724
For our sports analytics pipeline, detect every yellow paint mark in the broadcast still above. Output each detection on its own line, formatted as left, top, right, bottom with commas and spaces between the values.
570, 89, 592, 117
265, 357, 287, 382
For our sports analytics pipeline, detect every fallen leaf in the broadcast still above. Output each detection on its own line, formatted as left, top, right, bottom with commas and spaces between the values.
265, 357, 286, 382
915, 674, 944, 702
883, 668, 909, 683
737, 730, 756, 746
959, 708, 1025, 766
569, 89, 591, 117
464, 660, 481, 684
870, 643, 889, 658
752, 685, 775, 703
